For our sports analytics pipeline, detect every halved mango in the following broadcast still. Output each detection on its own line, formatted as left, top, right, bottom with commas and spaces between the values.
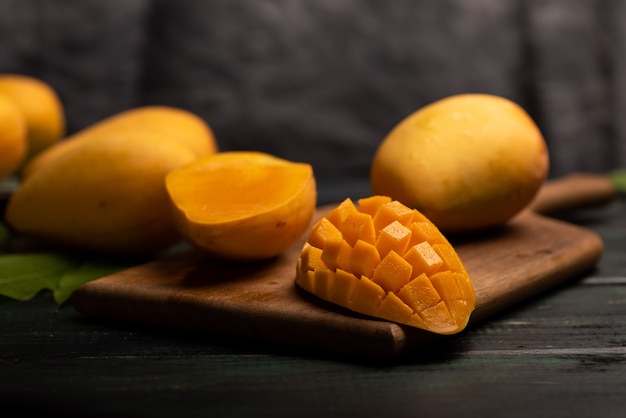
295, 196, 475, 335
166, 151, 316, 261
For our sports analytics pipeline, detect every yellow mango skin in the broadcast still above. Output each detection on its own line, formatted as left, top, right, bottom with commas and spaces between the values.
22, 105, 217, 179
0, 74, 65, 163
6, 133, 197, 255
0, 95, 27, 181
371, 94, 549, 233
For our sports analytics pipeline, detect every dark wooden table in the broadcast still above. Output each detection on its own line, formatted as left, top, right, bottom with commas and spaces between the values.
2, 196, 625, 418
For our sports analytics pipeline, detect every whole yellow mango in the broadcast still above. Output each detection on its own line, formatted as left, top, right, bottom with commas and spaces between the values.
5, 133, 197, 255
371, 94, 549, 233
0, 74, 65, 164
22, 105, 217, 179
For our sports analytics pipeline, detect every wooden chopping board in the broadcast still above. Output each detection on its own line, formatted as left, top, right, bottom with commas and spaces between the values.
72, 174, 613, 359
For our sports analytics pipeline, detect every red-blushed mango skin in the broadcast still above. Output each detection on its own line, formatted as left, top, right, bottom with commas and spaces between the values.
370, 94, 549, 233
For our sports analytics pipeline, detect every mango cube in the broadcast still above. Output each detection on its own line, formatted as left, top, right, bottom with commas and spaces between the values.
375, 220, 412, 258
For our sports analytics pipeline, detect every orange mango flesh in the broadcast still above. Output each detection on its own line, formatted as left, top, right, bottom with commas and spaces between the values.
296, 196, 475, 335
166, 151, 316, 261
168, 156, 312, 224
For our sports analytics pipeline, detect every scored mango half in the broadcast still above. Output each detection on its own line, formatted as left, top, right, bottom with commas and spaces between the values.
295, 196, 475, 335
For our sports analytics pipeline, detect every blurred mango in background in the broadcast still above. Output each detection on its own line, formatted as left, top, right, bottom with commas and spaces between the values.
0, 74, 65, 181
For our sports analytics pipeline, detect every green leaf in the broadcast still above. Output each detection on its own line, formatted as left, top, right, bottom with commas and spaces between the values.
54, 257, 133, 304
0, 252, 78, 301
0, 252, 135, 304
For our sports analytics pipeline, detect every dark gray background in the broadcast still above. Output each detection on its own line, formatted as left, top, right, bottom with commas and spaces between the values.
1, 0, 623, 203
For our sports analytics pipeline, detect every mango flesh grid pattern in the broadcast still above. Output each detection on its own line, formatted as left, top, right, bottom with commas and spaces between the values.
295, 196, 475, 335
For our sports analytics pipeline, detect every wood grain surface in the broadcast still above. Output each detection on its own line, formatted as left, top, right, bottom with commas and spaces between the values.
72, 174, 611, 359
